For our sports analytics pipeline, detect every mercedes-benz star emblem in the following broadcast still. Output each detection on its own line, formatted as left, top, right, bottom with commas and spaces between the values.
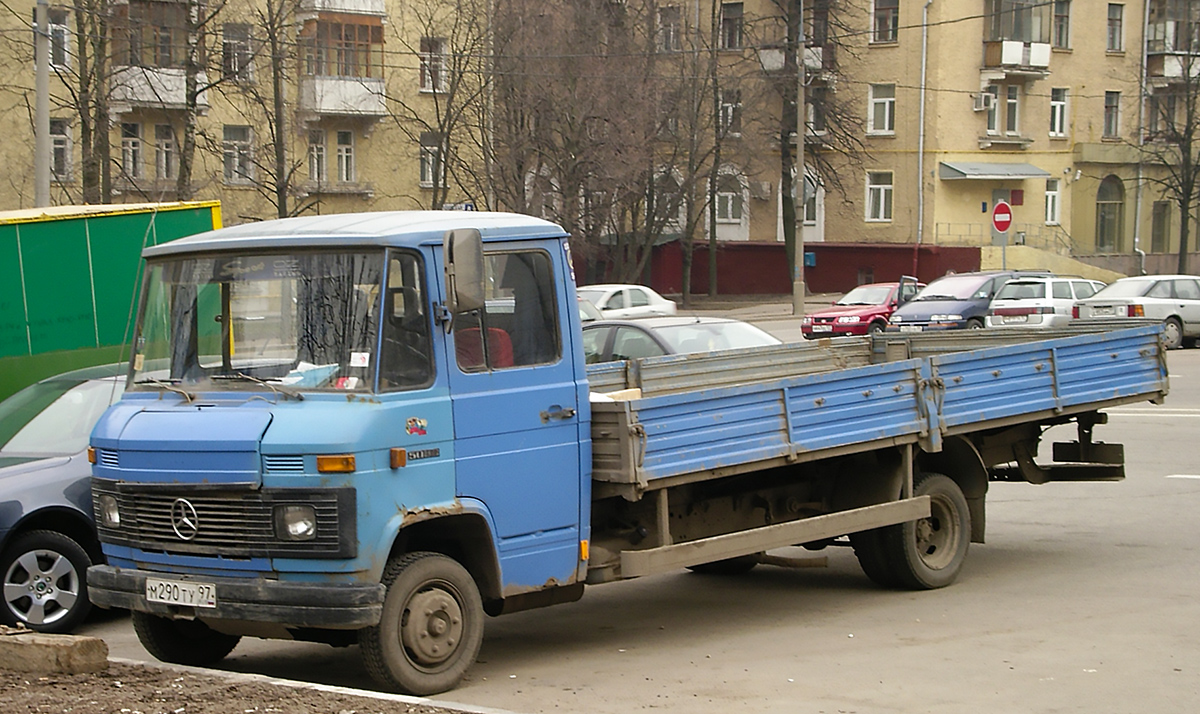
170, 498, 199, 540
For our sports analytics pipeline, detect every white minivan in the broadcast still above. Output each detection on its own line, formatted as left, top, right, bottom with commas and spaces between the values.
985, 277, 1106, 329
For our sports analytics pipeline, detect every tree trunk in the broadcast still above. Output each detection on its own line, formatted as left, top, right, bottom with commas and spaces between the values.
269, 0, 289, 219
176, 0, 202, 200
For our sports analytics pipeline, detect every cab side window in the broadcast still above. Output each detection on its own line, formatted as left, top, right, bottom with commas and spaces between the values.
379, 251, 434, 391
456, 250, 561, 372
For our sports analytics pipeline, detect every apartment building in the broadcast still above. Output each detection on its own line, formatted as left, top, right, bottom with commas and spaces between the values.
4, 0, 1196, 276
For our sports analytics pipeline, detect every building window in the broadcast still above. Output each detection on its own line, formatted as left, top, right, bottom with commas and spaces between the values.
985, 84, 1000, 134
1005, 85, 1020, 135
301, 19, 384, 78
873, 0, 899, 43
809, 86, 829, 134
1107, 4, 1123, 51
1148, 91, 1177, 139
117, 0, 188, 68
49, 119, 70, 181
35, 8, 71, 69
222, 24, 252, 82
154, 124, 176, 180
223, 125, 253, 183
658, 6, 681, 52
719, 89, 742, 136
1095, 175, 1124, 252
308, 130, 326, 183
868, 84, 895, 134
802, 175, 818, 224
1052, 1, 1070, 48
1104, 91, 1120, 137
1151, 201, 1170, 253
866, 171, 893, 222
1049, 88, 1067, 137
715, 174, 743, 222
336, 130, 354, 182
1044, 179, 1060, 225
420, 37, 446, 91
419, 133, 443, 188
719, 3, 743, 49
121, 123, 142, 179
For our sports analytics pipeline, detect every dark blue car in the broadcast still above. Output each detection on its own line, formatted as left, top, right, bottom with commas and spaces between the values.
0, 364, 124, 633
888, 270, 1049, 332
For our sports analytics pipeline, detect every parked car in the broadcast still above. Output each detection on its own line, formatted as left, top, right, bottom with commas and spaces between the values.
0, 364, 125, 633
889, 270, 1049, 332
582, 316, 780, 363
577, 284, 677, 318
1074, 274, 1200, 349
578, 297, 603, 323
985, 276, 1106, 329
801, 278, 922, 338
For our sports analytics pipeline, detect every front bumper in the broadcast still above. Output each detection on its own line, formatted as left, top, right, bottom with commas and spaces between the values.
88, 565, 384, 629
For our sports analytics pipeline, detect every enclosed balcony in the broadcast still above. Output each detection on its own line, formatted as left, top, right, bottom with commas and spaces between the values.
299, 0, 385, 15
298, 77, 386, 117
982, 0, 1051, 81
110, 66, 209, 112
1146, 18, 1200, 85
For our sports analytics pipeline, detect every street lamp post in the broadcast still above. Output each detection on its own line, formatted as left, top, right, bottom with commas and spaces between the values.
793, 0, 805, 316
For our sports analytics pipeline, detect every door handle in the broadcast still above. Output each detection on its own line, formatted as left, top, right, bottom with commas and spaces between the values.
541, 406, 577, 423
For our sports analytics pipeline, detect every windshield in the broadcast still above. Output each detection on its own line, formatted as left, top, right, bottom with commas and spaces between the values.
0, 378, 124, 456
837, 285, 893, 306
130, 250, 424, 394
994, 281, 1045, 300
1092, 280, 1154, 299
913, 274, 989, 301
577, 289, 607, 306
654, 322, 780, 354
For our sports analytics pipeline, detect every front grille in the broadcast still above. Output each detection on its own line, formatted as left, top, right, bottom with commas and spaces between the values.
93, 479, 355, 559
98, 450, 119, 467
263, 455, 305, 473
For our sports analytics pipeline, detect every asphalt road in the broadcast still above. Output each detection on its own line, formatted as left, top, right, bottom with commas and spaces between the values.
79, 344, 1200, 714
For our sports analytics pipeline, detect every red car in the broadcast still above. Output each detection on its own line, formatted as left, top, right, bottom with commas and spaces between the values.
801, 277, 922, 338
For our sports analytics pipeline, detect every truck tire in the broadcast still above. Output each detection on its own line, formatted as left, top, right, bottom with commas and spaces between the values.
882, 472, 970, 590
0, 530, 92, 633
131, 611, 241, 665
850, 529, 900, 589
686, 554, 759, 575
360, 552, 485, 695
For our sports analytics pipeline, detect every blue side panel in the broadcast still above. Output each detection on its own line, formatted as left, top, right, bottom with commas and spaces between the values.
932, 325, 1166, 429
631, 359, 926, 483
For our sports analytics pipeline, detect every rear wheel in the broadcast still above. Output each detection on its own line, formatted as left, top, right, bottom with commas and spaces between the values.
1163, 317, 1184, 350
852, 472, 970, 590
360, 552, 484, 695
132, 611, 241, 665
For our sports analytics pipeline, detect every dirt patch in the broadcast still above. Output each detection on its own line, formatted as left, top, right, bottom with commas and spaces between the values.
1, 661, 481, 714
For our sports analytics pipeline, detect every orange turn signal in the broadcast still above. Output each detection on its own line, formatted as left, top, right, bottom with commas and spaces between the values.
580, 539, 590, 561
316, 454, 356, 473
390, 448, 407, 469
87, 447, 97, 464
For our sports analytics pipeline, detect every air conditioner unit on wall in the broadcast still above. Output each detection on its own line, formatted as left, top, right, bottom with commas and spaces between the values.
973, 92, 995, 112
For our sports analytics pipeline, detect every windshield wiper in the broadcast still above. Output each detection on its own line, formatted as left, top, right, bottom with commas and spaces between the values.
212, 373, 305, 401
134, 378, 196, 403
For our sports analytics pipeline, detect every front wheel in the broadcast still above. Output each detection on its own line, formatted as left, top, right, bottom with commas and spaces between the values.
132, 611, 241, 665
0, 530, 93, 633
360, 552, 485, 695
966, 318, 985, 330
853, 472, 970, 590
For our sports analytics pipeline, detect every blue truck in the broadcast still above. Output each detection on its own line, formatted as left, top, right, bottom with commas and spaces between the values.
86, 212, 1168, 695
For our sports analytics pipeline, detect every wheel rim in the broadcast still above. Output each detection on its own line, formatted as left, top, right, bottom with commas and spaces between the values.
3, 549, 80, 626
913, 495, 962, 571
401, 583, 465, 671
1164, 321, 1182, 347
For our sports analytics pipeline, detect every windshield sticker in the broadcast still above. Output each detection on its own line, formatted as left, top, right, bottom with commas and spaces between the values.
335, 376, 359, 389
406, 417, 428, 436
350, 352, 370, 368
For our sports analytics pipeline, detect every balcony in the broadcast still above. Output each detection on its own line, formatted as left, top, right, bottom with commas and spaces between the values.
110, 66, 209, 112
981, 41, 1050, 81
298, 77, 386, 117
299, 0, 384, 15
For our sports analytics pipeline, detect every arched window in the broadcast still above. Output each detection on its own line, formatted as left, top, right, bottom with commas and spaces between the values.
1095, 175, 1124, 253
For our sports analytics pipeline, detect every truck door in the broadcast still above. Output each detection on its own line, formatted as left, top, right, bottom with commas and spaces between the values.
443, 243, 583, 591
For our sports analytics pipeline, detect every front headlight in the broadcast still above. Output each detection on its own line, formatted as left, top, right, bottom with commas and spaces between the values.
890, 315, 903, 323
930, 314, 963, 322
99, 494, 120, 527
836, 316, 861, 324
273, 505, 317, 541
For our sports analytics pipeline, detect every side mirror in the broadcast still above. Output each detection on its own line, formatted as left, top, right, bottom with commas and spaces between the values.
444, 228, 485, 314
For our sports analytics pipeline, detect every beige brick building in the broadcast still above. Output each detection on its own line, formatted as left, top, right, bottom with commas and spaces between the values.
2, 0, 1196, 276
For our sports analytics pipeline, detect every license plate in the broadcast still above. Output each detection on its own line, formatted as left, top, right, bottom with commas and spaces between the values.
1003, 315, 1028, 324
1093, 306, 1115, 316
145, 578, 217, 608
812, 324, 833, 332
899, 325, 922, 333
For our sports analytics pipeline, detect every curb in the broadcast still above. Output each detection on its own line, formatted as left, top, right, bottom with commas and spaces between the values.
109, 656, 527, 714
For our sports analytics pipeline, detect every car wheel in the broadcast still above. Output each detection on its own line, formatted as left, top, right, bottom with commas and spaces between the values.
966, 318, 985, 330
1163, 317, 1184, 350
0, 530, 93, 633
868, 321, 886, 336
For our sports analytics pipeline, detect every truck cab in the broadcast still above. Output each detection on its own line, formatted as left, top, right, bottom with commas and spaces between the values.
88, 212, 591, 694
